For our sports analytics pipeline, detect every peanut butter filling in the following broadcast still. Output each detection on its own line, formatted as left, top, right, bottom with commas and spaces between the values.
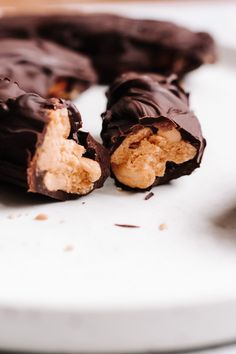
111, 126, 197, 189
33, 108, 101, 195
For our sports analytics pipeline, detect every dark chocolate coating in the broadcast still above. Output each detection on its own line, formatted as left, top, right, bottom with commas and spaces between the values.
101, 72, 206, 190
0, 78, 108, 200
0, 14, 216, 84
77, 131, 110, 190
0, 38, 97, 98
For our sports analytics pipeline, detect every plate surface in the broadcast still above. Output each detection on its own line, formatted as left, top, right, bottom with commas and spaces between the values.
1, 2, 236, 353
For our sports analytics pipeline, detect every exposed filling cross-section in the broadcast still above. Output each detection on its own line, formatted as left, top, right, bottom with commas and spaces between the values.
33, 107, 101, 195
111, 126, 197, 189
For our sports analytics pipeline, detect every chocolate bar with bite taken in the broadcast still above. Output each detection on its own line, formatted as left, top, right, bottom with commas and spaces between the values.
101, 72, 206, 190
0, 78, 109, 200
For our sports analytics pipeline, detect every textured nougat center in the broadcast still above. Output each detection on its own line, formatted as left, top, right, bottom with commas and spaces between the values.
111, 126, 197, 189
36, 108, 101, 194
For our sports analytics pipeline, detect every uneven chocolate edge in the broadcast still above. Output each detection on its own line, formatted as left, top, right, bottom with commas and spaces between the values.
78, 131, 110, 190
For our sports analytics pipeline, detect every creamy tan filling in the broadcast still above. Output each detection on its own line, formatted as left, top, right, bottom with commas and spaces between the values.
34, 108, 101, 195
111, 126, 197, 189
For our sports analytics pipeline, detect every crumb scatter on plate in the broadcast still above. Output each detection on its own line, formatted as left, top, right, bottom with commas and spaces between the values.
7, 214, 15, 219
63, 245, 74, 252
34, 213, 48, 221
159, 223, 167, 231
7, 213, 22, 219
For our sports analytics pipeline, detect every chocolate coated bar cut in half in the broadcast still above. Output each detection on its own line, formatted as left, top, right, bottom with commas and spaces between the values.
0, 14, 216, 84
0, 39, 97, 99
101, 72, 206, 190
0, 78, 109, 200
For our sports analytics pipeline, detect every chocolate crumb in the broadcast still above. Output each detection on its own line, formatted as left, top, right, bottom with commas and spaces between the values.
115, 223, 140, 228
159, 223, 167, 231
82, 201, 86, 205
64, 244, 74, 252
144, 192, 154, 201
34, 213, 48, 221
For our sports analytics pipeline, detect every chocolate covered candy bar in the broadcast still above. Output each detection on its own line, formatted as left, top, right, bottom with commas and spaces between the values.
0, 78, 109, 200
0, 14, 216, 84
101, 72, 206, 190
0, 38, 97, 99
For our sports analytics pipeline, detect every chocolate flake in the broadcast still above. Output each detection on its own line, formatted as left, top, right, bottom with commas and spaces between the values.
144, 192, 154, 200
115, 223, 140, 228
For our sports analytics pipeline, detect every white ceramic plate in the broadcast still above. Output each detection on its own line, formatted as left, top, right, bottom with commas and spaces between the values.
1, 3, 236, 353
